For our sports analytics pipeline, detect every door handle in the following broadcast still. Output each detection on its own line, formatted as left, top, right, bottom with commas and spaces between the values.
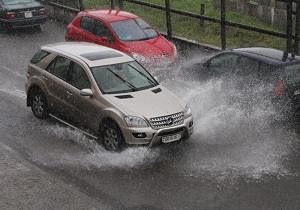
42, 75, 48, 80
67, 90, 73, 96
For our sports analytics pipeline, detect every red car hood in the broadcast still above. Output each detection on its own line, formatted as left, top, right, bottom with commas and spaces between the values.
121, 35, 174, 57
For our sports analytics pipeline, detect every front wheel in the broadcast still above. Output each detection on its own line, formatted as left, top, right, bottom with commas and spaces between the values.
100, 120, 125, 152
30, 89, 49, 119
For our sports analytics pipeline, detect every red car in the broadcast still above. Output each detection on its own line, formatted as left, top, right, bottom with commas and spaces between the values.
65, 9, 178, 66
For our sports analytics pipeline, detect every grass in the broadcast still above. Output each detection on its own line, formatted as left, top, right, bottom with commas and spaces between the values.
82, 0, 287, 50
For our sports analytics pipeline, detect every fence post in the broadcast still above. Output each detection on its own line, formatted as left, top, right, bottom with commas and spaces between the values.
294, 1, 300, 55
118, 0, 124, 10
200, 4, 205, 27
286, 0, 293, 53
165, 0, 172, 39
78, 0, 84, 11
111, 0, 115, 9
221, 0, 226, 50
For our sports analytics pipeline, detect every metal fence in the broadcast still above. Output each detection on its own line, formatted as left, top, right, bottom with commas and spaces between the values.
47, 0, 300, 54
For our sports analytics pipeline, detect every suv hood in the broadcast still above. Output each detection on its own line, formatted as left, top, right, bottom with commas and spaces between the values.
105, 85, 186, 118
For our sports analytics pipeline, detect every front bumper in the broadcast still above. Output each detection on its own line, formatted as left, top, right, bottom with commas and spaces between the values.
120, 116, 194, 147
0, 15, 47, 28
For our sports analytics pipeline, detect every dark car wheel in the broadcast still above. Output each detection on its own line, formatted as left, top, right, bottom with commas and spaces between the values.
30, 89, 49, 119
100, 120, 125, 152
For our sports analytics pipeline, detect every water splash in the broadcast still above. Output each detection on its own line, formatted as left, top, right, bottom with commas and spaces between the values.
161, 66, 300, 181
35, 124, 161, 170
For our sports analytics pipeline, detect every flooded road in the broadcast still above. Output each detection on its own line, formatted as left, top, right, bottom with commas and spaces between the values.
1, 21, 300, 209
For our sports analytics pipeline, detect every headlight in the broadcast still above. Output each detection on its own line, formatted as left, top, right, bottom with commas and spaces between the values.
132, 53, 147, 63
125, 116, 148, 127
183, 104, 192, 118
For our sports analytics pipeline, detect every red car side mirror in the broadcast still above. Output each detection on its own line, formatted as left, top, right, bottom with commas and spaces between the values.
101, 36, 110, 42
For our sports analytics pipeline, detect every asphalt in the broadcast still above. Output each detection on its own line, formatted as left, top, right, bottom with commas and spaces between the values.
0, 141, 115, 210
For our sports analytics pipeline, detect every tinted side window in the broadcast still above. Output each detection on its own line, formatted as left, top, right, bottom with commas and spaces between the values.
46, 56, 71, 81
69, 62, 91, 90
259, 62, 275, 81
95, 20, 114, 41
80, 16, 94, 33
207, 53, 238, 73
30, 49, 50, 64
235, 56, 260, 78
284, 64, 300, 85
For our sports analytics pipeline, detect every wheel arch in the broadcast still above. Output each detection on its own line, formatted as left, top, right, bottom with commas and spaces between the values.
98, 117, 127, 151
26, 85, 43, 107
99, 117, 120, 133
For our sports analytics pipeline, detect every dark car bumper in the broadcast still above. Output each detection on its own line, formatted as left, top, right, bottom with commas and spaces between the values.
0, 15, 47, 28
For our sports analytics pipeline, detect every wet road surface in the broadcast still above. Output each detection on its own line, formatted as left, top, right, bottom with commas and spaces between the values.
1, 20, 300, 209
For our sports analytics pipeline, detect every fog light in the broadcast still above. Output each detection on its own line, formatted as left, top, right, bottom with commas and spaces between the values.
132, 133, 146, 138
189, 121, 194, 128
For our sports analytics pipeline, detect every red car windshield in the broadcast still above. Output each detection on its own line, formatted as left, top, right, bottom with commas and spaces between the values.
110, 18, 158, 41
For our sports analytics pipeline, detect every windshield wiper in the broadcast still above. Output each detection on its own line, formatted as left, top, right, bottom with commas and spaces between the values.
128, 64, 157, 86
106, 68, 138, 91
136, 37, 150, 41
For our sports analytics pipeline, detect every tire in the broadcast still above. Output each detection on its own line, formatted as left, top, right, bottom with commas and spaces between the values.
100, 120, 125, 152
30, 89, 49, 119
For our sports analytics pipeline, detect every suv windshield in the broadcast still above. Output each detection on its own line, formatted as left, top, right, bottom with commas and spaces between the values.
284, 63, 300, 85
110, 18, 158, 41
91, 61, 158, 94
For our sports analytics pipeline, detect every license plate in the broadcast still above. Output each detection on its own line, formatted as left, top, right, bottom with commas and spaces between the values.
162, 133, 181, 143
24, 11, 33, 18
294, 90, 300, 96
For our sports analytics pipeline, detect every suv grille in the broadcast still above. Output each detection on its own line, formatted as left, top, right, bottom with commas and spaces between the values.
150, 112, 184, 129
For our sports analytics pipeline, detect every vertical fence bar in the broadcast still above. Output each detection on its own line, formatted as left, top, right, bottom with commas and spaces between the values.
220, 0, 226, 50
294, 1, 300, 54
165, 0, 172, 39
286, 0, 293, 53
118, 0, 124, 10
200, 4, 205, 27
111, 0, 115, 9
78, 0, 84, 11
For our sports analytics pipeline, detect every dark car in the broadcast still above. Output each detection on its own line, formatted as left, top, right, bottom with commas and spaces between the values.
0, 0, 47, 29
181, 47, 300, 117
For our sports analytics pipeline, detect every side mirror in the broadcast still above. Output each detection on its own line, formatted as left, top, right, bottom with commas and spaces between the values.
80, 88, 93, 97
100, 36, 110, 42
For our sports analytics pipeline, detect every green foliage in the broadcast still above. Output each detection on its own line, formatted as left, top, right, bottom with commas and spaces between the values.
83, 0, 286, 50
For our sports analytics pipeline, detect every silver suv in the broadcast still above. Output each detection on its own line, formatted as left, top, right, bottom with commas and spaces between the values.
25, 42, 194, 151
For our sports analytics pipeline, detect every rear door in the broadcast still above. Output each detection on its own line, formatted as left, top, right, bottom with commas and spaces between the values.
43, 55, 74, 119
44, 56, 101, 127
74, 16, 95, 42
77, 16, 118, 49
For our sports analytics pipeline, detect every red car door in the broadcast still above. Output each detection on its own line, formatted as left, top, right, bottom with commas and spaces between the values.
77, 16, 120, 50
